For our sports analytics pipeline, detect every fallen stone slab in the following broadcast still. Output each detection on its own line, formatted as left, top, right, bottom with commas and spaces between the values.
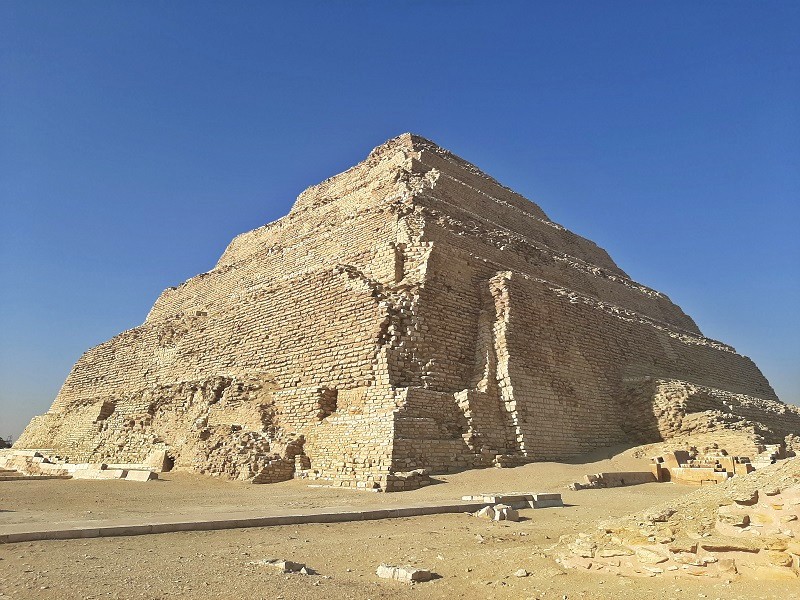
376, 564, 432, 583
105, 463, 158, 472
634, 546, 668, 564
476, 494, 532, 507
125, 470, 159, 482
144, 449, 172, 473
598, 546, 634, 558
72, 468, 127, 480
251, 559, 308, 573
717, 509, 750, 528
700, 540, 761, 553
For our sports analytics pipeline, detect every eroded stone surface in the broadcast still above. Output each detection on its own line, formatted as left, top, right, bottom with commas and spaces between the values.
557, 458, 800, 580
12, 133, 799, 491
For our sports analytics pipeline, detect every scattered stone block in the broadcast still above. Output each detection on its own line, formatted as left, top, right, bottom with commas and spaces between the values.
667, 540, 697, 554
598, 547, 634, 558
634, 547, 668, 564
766, 550, 793, 567
125, 470, 159, 482
493, 504, 519, 522
463, 493, 530, 507
700, 541, 760, 553
144, 450, 171, 472
463, 492, 562, 509
717, 558, 737, 574
717, 508, 749, 527
532, 493, 563, 508
73, 468, 127, 480
733, 490, 759, 506
644, 507, 676, 523
258, 559, 306, 573
475, 506, 495, 520
376, 564, 432, 583
98, 469, 128, 479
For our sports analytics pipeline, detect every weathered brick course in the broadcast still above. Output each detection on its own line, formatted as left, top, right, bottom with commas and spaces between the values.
15, 133, 794, 490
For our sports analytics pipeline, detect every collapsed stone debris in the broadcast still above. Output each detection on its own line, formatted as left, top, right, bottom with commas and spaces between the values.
570, 446, 785, 490
651, 449, 758, 486
12, 133, 800, 491
557, 457, 800, 580
475, 504, 519, 521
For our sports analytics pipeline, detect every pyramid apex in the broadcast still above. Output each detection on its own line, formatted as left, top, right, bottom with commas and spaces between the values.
367, 132, 442, 159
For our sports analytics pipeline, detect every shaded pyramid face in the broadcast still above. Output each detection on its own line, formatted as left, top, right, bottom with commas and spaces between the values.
16, 133, 797, 490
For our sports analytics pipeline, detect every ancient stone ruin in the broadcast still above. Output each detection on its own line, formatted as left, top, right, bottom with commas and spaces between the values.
557, 457, 800, 580
14, 133, 800, 491
568, 448, 774, 491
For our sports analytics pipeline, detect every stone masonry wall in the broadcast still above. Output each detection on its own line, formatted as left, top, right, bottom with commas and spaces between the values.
16, 133, 792, 489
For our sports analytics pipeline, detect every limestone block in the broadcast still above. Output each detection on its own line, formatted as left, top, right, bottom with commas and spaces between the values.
144, 450, 171, 472
125, 470, 159, 482
475, 506, 495, 520
493, 504, 519, 522
250, 559, 307, 573
376, 564, 432, 583
733, 490, 759, 506
634, 546, 668, 564
568, 539, 597, 558
532, 493, 563, 508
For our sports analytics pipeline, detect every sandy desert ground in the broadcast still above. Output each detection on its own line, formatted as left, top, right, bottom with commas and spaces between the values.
1, 446, 797, 600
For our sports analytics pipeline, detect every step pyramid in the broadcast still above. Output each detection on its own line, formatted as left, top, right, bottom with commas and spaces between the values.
15, 134, 797, 490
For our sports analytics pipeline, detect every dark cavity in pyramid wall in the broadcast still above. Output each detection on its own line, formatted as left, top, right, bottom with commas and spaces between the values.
16, 133, 799, 490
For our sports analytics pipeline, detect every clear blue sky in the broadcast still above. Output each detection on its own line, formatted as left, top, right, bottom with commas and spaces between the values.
1, 2, 798, 439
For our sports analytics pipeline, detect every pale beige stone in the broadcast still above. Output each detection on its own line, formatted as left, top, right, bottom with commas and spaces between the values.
11, 133, 797, 491
376, 564, 432, 582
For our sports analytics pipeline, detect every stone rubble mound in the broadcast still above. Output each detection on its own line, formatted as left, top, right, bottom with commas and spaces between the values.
0, 449, 159, 482
556, 457, 800, 580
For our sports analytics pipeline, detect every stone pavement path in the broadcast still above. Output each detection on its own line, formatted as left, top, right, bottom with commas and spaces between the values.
0, 499, 487, 544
